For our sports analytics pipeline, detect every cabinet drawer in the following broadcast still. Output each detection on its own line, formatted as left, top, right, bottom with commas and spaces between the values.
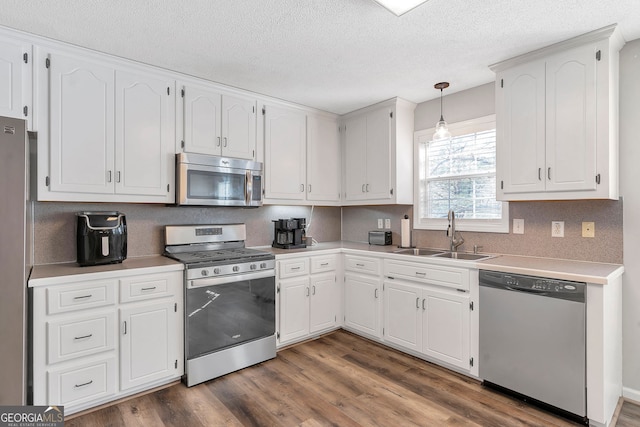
119, 273, 175, 303
278, 258, 309, 279
310, 255, 337, 274
47, 312, 116, 364
48, 356, 116, 407
47, 280, 117, 315
344, 255, 380, 275
384, 260, 469, 291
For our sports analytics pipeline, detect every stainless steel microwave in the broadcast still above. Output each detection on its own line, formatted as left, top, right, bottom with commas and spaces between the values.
176, 153, 263, 207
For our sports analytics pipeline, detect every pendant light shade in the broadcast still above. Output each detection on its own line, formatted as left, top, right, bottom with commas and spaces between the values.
433, 82, 451, 141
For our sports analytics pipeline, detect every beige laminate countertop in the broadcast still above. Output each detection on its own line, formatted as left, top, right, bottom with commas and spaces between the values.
259, 241, 624, 285
29, 255, 184, 287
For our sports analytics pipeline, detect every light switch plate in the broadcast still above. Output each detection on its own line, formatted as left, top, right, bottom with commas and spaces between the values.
552, 221, 564, 238
377, 219, 383, 229
582, 221, 595, 238
513, 219, 524, 234
384, 218, 391, 229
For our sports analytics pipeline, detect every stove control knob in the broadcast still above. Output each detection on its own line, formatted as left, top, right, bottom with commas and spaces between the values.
260, 262, 267, 269
213, 268, 221, 275
233, 266, 240, 272
250, 264, 257, 270
201, 270, 209, 277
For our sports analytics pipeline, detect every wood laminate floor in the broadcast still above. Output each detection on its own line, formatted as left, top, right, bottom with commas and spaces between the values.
66, 330, 635, 426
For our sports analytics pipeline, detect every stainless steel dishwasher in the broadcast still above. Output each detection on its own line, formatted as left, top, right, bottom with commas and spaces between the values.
479, 270, 587, 423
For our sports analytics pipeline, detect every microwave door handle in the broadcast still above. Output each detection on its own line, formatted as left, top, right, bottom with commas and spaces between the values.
245, 170, 251, 205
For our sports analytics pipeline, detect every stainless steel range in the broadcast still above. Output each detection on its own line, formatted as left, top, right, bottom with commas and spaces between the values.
164, 224, 276, 387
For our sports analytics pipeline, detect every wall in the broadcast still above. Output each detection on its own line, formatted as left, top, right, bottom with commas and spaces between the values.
619, 38, 640, 400
342, 200, 623, 263
34, 203, 341, 264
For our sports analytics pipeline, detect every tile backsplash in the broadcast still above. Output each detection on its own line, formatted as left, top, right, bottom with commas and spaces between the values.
35, 199, 623, 265
342, 199, 623, 264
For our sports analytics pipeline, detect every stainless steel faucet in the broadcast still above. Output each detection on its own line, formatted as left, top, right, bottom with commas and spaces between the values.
447, 209, 464, 252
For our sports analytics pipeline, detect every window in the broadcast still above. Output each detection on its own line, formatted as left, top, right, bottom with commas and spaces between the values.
414, 115, 508, 233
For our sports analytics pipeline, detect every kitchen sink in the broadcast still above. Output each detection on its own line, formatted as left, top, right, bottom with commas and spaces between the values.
393, 248, 445, 256
434, 252, 493, 261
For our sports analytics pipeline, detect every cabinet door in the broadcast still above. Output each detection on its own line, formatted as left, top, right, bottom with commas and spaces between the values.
383, 280, 421, 352
120, 300, 178, 390
183, 84, 222, 155
309, 272, 338, 333
307, 115, 340, 203
0, 35, 31, 125
264, 104, 306, 200
496, 60, 546, 196
115, 70, 175, 198
421, 288, 470, 370
365, 107, 392, 200
343, 114, 367, 200
48, 52, 115, 194
344, 273, 381, 338
221, 94, 256, 160
278, 276, 310, 344
545, 44, 597, 192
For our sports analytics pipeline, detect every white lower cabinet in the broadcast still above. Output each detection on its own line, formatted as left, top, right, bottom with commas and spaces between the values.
277, 254, 340, 346
343, 255, 382, 339
31, 268, 183, 415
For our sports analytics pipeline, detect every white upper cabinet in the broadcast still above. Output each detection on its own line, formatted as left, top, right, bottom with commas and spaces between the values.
263, 102, 341, 205
341, 98, 415, 205
35, 46, 176, 203
0, 33, 32, 128
180, 82, 256, 160
493, 25, 624, 201
306, 114, 340, 203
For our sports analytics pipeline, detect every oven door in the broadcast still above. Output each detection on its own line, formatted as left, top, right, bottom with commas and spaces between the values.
185, 271, 275, 361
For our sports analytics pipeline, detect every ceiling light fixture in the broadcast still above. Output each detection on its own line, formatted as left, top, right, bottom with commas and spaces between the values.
433, 82, 451, 141
372, 0, 430, 16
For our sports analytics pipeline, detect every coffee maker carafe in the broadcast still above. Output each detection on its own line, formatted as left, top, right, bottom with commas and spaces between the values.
272, 218, 306, 249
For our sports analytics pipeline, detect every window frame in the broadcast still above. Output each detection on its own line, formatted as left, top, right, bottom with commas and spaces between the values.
413, 114, 509, 233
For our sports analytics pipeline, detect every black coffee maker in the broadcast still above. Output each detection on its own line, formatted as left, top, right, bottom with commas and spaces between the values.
272, 218, 306, 249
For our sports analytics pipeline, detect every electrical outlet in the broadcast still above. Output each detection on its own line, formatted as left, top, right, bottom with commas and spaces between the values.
582, 221, 595, 238
384, 218, 391, 229
377, 219, 383, 229
551, 221, 564, 238
513, 218, 524, 234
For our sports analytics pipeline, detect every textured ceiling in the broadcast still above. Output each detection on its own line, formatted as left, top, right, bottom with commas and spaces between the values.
1, 0, 640, 114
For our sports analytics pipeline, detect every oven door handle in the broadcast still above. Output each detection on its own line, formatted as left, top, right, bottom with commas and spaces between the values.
188, 270, 275, 288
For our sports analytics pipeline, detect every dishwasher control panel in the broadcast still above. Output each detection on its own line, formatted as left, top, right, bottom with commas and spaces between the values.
480, 270, 585, 302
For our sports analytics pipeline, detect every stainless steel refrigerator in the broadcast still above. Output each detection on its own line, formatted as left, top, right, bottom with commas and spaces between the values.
0, 116, 33, 405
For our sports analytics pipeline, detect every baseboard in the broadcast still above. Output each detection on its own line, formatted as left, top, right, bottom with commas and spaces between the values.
622, 386, 640, 404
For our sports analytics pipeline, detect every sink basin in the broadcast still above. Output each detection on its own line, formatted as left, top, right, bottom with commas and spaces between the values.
434, 252, 493, 261
393, 248, 445, 256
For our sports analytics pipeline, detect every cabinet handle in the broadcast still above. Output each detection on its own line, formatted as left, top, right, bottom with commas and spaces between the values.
123, 321, 127, 335
416, 297, 420, 309
366, 184, 370, 192
320, 262, 329, 267
300, 184, 305, 192
116, 171, 121, 183
216, 136, 221, 147
291, 266, 301, 271
422, 299, 426, 310
74, 334, 93, 340
538, 168, 542, 181
141, 286, 157, 291
415, 272, 426, 276
312, 285, 316, 295
306, 287, 310, 297
548, 167, 551, 180
223, 137, 228, 147
308, 184, 312, 193
74, 380, 93, 388
355, 263, 365, 267
73, 294, 92, 300
107, 170, 112, 183
362, 184, 366, 193
374, 288, 379, 299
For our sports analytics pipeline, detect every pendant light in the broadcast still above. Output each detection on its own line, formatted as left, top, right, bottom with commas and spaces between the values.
433, 82, 451, 141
